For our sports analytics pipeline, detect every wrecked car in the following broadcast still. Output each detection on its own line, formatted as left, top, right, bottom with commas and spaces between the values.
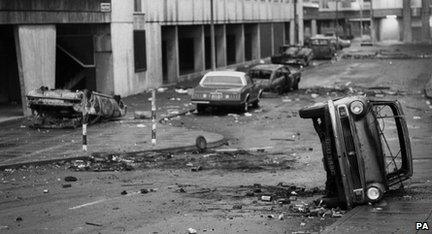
309, 36, 337, 59
27, 87, 126, 128
270, 45, 313, 67
248, 64, 301, 94
191, 71, 262, 113
299, 96, 413, 209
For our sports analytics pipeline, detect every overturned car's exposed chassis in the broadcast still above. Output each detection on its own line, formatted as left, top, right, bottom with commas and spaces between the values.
300, 96, 413, 209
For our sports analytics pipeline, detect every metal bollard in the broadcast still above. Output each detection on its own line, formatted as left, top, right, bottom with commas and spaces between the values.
151, 89, 157, 145
82, 114, 88, 152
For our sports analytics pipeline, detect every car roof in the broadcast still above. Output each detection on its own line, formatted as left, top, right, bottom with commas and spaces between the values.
250, 64, 283, 71
203, 70, 245, 77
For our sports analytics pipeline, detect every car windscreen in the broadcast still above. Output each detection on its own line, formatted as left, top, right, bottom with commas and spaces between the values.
284, 47, 299, 55
249, 70, 272, 80
201, 76, 244, 86
311, 39, 329, 45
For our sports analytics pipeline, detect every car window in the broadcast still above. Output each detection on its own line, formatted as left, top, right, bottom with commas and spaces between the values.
201, 76, 244, 86
311, 39, 329, 45
249, 70, 272, 80
245, 74, 253, 84
275, 70, 284, 77
281, 67, 290, 74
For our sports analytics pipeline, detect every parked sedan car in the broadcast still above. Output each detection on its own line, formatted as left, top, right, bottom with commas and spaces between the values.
191, 71, 262, 113
247, 64, 301, 94
271, 45, 313, 67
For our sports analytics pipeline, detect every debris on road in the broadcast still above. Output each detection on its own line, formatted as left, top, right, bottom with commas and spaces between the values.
244, 112, 252, 117
270, 138, 295, 141
311, 93, 319, 98
134, 111, 151, 119
232, 204, 243, 209
16, 217, 23, 222
62, 184, 72, 188
85, 222, 103, 227
43, 189, 49, 193
121, 190, 128, 195
187, 227, 197, 234
64, 176, 78, 182
278, 213, 285, 220
413, 116, 421, 120
261, 195, 272, 201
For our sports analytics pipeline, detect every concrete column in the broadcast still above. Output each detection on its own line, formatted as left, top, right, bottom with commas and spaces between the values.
194, 25, 205, 72
215, 24, 227, 67
421, 0, 431, 43
14, 25, 56, 115
297, 0, 304, 46
290, 20, 295, 45
402, 0, 412, 43
163, 26, 179, 84
311, 19, 317, 36
270, 23, 275, 56
251, 24, 260, 60
111, 0, 136, 94
94, 32, 114, 95
235, 24, 245, 63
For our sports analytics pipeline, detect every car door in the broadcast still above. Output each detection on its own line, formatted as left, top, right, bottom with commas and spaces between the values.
272, 69, 285, 91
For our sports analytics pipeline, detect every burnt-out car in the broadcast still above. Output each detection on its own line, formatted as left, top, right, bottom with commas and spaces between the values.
271, 45, 313, 66
247, 64, 301, 94
309, 36, 337, 59
191, 71, 262, 113
299, 96, 412, 209
27, 87, 127, 128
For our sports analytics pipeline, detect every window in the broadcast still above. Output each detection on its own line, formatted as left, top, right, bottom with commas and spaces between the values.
134, 0, 142, 12
134, 30, 147, 72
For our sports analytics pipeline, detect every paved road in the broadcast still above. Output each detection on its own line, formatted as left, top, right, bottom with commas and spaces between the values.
1, 46, 432, 233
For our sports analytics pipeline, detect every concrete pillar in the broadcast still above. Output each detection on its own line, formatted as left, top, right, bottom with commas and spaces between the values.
290, 20, 295, 45
421, 0, 431, 43
402, 0, 412, 43
270, 23, 275, 56
111, 0, 136, 94
194, 25, 205, 72
163, 26, 179, 84
235, 24, 245, 63
297, 0, 304, 46
14, 25, 56, 115
94, 32, 114, 95
252, 24, 260, 60
215, 25, 227, 67
311, 19, 317, 36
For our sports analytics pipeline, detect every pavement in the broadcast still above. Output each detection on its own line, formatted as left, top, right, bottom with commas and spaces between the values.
0, 89, 225, 168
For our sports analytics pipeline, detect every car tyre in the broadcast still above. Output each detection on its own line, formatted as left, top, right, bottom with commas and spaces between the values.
241, 97, 249, 113
196, 104, 206, 114
252, 92, 261, 108
293, 79, 299, 90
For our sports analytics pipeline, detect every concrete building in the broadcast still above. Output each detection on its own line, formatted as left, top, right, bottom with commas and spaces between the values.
0, 0, 304, 118
303, 0, 432, 43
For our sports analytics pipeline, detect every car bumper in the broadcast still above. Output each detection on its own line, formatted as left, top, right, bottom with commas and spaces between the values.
191, 99, 244, 106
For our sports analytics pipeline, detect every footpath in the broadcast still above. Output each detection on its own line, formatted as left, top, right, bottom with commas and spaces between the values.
0, 87, 225, 168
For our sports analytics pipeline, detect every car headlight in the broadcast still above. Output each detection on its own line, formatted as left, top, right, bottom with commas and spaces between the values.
366, 183, 385, 202
225, 94, 230, 99
203, 94, 208, 98
350, 100, 364, 115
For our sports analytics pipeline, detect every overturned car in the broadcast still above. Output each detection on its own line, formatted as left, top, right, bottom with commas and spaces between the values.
271, 45, 313, 67
27, 87, 127, 128
300, 96, 413, 209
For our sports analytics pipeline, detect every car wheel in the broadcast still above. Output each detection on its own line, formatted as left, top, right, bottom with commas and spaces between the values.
241, 97, 249, 113
252, 92, 261, 108
293, 79, 299, 90
196, 104, 206, 114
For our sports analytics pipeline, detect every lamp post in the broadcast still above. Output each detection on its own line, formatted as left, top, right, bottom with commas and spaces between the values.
210, 0, 216, 70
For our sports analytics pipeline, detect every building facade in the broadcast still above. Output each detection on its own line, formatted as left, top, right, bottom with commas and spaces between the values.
0, 0, 304, 116
303, 0, 432, 43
